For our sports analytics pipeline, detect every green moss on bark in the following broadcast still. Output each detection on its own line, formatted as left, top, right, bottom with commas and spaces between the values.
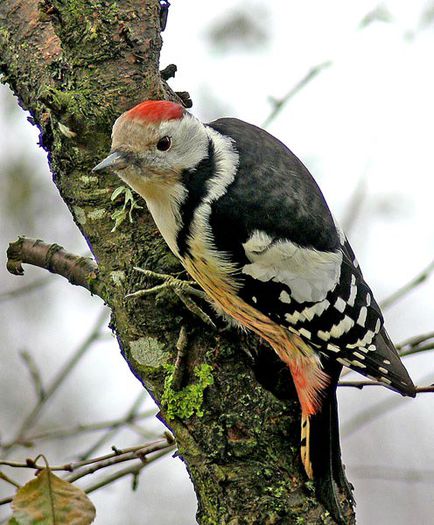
162, 364, 214, 420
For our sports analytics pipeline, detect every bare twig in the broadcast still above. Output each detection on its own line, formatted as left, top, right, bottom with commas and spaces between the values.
16, 409, 153, 445
0, 471, 21, 489
0, 277, 52, 303
338, 381, 434, 393
0, 439, 172, 474
350, 465, 434, 483
19, 350, 45, 401
1, 309, 109, 454
340, 178, 367, 233
342, 372, 434, 438
380, 259, 434, 310
6, 237, 102, 298
262, 61, 332, 128
396, 331, 434, 358
67, 440, 175, 483
0, 440, 175, 509
77, 391, 148, 460
84, 448, 172, 494
85, 461, 146, 494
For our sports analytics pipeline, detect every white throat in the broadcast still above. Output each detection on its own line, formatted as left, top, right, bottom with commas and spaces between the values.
144, 182, 187, 258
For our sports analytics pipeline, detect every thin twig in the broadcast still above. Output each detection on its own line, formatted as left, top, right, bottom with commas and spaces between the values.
342, 373, 434, 438
85, 462, 146, 494
19, 350, 45, 401
77, 428, 120, 463
14, 410, 153, 445
0, 448, 174, 509
262, 61, 332, 128
338, 381, 434, 393
66, 440, 175, 483
0, 439, 173, 475
0, 277, 52, 303
84, 447, 172, 494
77, 391, 148, 460
1, 309, 109, 454
380, 259, 434, 310
340, 178, 367, 233
350, 464, 434, 483
0, 471, 21, 489
397, 331, 434, 349
396, 331, 434, 358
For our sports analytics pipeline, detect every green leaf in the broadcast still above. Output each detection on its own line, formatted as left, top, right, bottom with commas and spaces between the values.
110, 185, 142, 231
110, 185, 127, 201
9, 468, 96, 525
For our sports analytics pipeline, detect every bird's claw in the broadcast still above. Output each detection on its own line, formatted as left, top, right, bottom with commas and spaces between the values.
126, 267, 215, 328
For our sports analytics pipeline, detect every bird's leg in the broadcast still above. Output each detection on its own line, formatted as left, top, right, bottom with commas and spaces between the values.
126, 267, 216, 328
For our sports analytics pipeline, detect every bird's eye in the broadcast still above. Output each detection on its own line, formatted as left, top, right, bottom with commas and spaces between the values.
156, 136, 172, 151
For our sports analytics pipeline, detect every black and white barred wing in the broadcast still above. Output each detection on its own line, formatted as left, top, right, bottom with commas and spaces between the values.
239, 231, 415, 396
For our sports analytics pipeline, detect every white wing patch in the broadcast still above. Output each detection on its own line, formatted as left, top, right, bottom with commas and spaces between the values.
242, 230, 342, 303
329, 315, 355, 338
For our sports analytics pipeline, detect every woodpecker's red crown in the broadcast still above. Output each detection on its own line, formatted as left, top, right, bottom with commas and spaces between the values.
125, 100, 184, 124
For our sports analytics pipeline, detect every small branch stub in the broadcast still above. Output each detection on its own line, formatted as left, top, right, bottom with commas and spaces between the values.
6, 237, 101, 297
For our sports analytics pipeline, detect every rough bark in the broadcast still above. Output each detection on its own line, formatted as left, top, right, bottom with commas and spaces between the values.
0, 2, 355, 524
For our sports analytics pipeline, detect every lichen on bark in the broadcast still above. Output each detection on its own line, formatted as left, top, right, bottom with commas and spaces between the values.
0, 1, 355, 523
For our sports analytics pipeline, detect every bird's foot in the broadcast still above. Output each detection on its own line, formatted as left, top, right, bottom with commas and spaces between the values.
126, 267, 215, 328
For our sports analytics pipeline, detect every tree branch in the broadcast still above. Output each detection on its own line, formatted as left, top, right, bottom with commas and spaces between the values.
338, 381, 434, 392
0, 276, 52, 303
0, 439, 175, 509
262, 61, 332, 128
6, 237, 103, 298
0, 439, 174, 476
1, 309, 109, 454
83, 452, 171, 494
396, 331, 434, 357
380, 259, 434, 310
342, 372, 434, 437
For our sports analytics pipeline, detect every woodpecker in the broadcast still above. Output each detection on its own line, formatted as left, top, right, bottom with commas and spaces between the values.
94, 100, 416, 522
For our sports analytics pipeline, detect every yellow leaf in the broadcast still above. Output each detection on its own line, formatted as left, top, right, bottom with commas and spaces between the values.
10, 469, 95, 525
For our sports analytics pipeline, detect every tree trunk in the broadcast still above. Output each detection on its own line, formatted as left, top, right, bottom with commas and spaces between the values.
0, 2, 355, 523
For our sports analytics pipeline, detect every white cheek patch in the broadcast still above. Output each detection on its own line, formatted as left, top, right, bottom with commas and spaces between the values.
159, 116, 209, 172
242, 230, 342, 303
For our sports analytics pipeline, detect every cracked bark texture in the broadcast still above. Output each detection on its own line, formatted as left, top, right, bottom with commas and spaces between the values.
0, 2, 355, 524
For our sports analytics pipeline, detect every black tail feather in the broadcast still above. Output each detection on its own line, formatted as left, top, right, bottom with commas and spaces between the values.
304, 365, 355, 523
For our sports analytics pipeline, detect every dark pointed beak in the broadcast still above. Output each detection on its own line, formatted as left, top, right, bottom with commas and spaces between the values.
92, 151, 127, 173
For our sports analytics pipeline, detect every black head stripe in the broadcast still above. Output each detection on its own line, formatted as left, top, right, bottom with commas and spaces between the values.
177, 139, 215, 256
